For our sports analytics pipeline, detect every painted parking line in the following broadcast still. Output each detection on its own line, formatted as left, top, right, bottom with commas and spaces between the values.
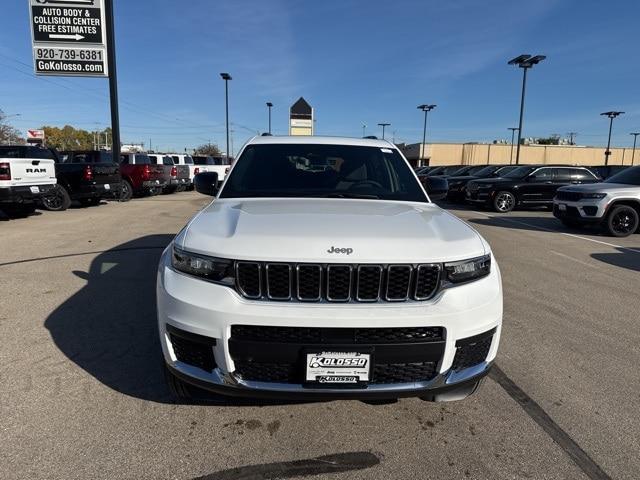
467, 211, 640, 254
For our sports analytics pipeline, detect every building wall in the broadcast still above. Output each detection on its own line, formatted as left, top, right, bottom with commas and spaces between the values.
401, 143, 635, 167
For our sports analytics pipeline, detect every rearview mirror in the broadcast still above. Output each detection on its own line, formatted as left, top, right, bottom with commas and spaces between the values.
425, 176, 448, 201
194, 172, 219, 196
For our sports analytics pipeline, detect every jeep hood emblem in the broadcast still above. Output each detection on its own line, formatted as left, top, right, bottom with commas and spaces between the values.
327, 246, 353, 255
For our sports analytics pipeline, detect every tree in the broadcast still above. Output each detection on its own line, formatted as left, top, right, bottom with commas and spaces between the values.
194, 143, 222, 157
0, 110, 23, 145
536, 135, 560, 145
41, 125, 111, 150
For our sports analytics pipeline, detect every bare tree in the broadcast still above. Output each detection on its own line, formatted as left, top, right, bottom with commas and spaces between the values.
0, 110, 23, 145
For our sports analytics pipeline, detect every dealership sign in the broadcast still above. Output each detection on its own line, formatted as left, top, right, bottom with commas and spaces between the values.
29, 0, 108, 77
26, 129, 45, 144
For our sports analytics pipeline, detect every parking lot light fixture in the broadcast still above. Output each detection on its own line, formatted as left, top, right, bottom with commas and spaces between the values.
417, 104, 436, 164
220, 73, 232, 160
508, 54, 546, 165
266, 102, 273, 134
378, 123, 390, 140
600, 111, 624, 165
631, 132, 640, 165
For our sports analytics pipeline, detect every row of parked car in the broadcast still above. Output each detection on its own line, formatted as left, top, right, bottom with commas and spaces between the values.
415, 163, 640, 237
0, 145, 232, 216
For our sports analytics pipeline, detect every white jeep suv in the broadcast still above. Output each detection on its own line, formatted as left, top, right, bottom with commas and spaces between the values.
157, 136, 502, 402
554, 165, 640, 237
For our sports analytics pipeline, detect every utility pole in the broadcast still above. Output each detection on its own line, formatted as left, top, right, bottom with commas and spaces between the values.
508, 127, 519, 164
362, 123, 366, 138
378, 123, 390, 140
631, 132, 640, 165
105, 0, 120, 161
220, 73, 232, 161
508, 54, 546, 164
266, 102, 273, 134
417, 104, 436, 165
568, 132, 577, 145
600, 111, 624, 165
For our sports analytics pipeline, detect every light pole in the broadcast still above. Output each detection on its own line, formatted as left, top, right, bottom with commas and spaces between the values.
378, 123, 390, 140
417, 104, 436, 165
508, 54, 546, 164
362, 123, 367, 138
630, 132, 639, 165
220, 72, 232, 160
266, 102, 273, 134
600, 111, 624, 165
508, 127, 519, 164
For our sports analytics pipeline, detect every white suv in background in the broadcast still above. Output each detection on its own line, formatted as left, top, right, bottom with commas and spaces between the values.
157, 136, 502, 402
554, 165, 640, 237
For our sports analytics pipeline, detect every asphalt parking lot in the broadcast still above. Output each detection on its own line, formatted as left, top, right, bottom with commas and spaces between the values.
1, 194, 639, 480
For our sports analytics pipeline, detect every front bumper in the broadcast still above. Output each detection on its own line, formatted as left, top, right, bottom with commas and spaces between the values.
553, 199, 606, 224
465, 189, 492, 204
0, 183, 56, 204
157, 247, 503, 399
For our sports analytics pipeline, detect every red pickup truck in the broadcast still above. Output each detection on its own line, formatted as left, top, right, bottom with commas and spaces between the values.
119, 153, 166, 196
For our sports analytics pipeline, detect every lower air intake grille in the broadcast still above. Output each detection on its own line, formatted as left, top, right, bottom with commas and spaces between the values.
168, 327, 216, 373
451, 334, 493, 371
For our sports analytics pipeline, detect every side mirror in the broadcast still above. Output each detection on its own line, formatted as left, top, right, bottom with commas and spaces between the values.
194, 171, 219, 196
425, 176, 448, 201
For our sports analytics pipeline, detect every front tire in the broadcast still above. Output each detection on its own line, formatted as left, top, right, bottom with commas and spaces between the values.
606, 205, 639, 237
41, 185, 71, 211
164, 364, 192, 400
493, 191, 516, 213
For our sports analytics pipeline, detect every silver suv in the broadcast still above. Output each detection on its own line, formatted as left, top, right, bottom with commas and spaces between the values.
553, 165, 640, 237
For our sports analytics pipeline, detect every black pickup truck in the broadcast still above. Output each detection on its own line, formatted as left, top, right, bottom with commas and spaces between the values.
41, 149, 123, 211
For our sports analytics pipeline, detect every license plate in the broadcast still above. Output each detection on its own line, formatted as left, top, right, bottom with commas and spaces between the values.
305, 351, 370, 383
558, 203, 567, 211
30, 186, 40, 194
104, 184, 110, 190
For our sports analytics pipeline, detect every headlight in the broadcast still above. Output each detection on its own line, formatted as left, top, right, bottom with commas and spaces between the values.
171, 246, 234, 286
581, 192, 606, 199
444, 254, 491, 284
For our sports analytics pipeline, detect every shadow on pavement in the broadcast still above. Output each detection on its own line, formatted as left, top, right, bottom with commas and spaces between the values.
591, 248, 640, 272
44, 234, 322, 407
467, 215, 606, 235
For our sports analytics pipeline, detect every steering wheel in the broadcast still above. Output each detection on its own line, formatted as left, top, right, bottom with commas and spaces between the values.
348, 180, 383, 190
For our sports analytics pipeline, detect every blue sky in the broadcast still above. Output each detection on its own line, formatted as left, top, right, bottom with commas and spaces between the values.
1, 0, 639, 153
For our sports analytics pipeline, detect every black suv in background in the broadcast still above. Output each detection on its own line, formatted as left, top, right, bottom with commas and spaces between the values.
446, 165, 518, 202
466, 165, 600, 212
588, 165, 628, 180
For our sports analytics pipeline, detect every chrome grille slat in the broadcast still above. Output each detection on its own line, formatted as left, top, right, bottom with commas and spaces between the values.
234, 262, 442, 303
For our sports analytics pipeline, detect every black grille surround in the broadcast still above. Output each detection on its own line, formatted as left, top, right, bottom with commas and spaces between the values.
555, 190, 582, 202
235, 261, 442, 303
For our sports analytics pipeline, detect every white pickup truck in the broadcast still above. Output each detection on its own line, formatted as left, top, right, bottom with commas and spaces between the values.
192, 155, 232, 185
0, 145, 57, 216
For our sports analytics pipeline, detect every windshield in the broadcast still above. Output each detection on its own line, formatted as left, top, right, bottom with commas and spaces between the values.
605, 165, 640, 185
502, 166, 536, 179
473, 166, 500, 177
220, 143, 428, 202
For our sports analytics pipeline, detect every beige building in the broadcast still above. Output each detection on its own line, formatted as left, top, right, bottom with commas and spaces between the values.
400, 142, 636, 167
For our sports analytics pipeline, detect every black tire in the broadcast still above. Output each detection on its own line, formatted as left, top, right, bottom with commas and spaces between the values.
41, 185, 71, 211
164, 364, 192, 400
492, 191, 516, 213
119, 180, 133, 202
605, 205, 639, 237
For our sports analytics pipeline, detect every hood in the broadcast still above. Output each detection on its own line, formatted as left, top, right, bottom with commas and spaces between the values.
558, 182, 629, 193
179, 198, 486, 263
470, 177, 517, 185
447, 175, 478, 183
